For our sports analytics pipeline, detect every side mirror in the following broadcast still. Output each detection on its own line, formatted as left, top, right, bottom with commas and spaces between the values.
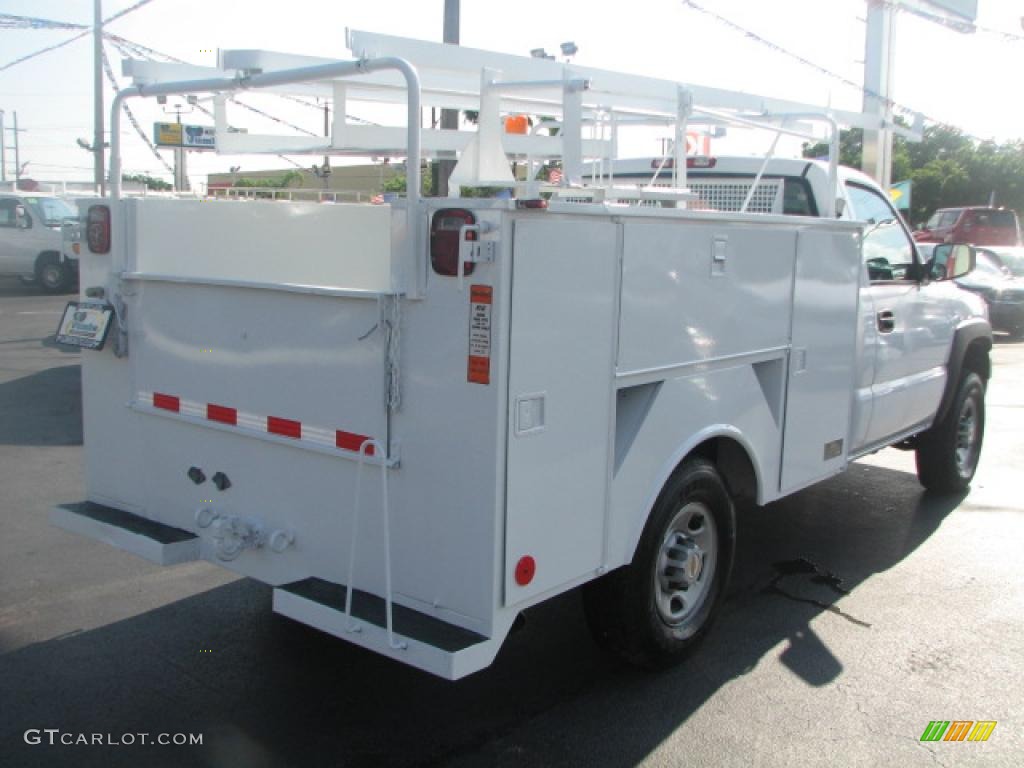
932, 243, 976, 280
15, 204, 31, 229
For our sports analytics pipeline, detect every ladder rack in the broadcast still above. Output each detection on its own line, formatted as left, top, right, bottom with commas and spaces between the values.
117, 28, 924, 210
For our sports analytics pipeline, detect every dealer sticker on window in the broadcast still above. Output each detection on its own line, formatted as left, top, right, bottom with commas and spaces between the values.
55, 302, 114, 350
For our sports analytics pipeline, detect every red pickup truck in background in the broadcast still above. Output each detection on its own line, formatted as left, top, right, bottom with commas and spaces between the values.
914, 206, 1022, 247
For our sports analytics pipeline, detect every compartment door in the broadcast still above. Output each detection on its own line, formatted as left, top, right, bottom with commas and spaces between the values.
505, 219, 618, 604
781, 229, 862, 494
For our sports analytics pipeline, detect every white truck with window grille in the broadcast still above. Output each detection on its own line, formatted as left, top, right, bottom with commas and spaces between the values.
52, 32, 991, 679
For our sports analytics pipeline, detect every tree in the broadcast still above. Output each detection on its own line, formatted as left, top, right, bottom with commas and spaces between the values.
802, 126, 1024, 225
122, 173, 172, 191
382, 165, 433, 195
233, 170, 303, 188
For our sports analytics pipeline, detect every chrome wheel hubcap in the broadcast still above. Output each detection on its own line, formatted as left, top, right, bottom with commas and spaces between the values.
655, 501, 717, 627
955, 397, 979, 477
42, 265, 61, 287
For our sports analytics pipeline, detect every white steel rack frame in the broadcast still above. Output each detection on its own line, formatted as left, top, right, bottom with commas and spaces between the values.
112, 29, 924, 217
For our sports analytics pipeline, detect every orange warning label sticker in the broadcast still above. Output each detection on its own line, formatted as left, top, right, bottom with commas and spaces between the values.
468, 285, 492, 385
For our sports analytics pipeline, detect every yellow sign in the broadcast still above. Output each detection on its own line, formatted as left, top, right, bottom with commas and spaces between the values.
154, 122, 183, 147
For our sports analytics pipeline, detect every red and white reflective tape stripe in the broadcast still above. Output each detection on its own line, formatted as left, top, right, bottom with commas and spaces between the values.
139, 391, 376, 456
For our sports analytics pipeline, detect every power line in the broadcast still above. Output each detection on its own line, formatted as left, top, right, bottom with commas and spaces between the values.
0, 29, 90, 72
881, 0, 1024, 42
105, 36, 308, 169
103, 0, 159, 27
101, 43, 175, 174
678, 0, 990, 143
0, 14, 86, 31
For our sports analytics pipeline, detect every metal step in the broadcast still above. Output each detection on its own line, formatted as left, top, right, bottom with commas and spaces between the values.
273, 577, 501, 680
51, 501, 200, 566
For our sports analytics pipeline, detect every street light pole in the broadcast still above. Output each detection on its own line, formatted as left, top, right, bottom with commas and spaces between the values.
437, 0, 459, 196
861, 0, 896, 187
94, 0, 106, 195
13, 111, 20, 182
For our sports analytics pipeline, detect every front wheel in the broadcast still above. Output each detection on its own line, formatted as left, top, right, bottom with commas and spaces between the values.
915, 372, 985, 493
583, 458, 736, 669
36, 254, 72, 293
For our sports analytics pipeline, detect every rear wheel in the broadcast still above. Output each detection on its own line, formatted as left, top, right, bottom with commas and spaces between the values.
583, 458, 736, 668
36, 253, 72, 293
915, 372, 985, 493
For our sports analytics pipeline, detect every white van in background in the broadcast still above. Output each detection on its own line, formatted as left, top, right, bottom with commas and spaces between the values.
0, 192, 80, 292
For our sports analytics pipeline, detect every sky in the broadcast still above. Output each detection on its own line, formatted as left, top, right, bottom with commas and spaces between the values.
0, 0, 1021, 189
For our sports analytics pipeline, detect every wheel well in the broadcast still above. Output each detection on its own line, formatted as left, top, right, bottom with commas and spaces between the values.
35, 250, 61, 268
962, 338, 991, 381
689, 437, 758, 505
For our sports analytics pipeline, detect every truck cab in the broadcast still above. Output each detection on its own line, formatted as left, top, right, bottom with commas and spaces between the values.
0, 192, 80, 292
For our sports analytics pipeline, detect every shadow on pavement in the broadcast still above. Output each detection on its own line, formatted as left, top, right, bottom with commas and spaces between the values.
0, 277, 76, 299
0, 461, 965, 768
0, 364, 82, 446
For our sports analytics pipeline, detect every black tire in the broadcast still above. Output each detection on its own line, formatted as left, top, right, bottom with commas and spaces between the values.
583, 457, 736, 669
35, 253, 72, 293
915, 372, 985, 493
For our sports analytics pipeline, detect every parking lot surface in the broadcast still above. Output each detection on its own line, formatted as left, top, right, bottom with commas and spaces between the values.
1, 277, 1022, 767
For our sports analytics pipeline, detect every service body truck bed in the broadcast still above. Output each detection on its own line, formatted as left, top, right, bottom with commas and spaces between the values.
54, 30, 991, 679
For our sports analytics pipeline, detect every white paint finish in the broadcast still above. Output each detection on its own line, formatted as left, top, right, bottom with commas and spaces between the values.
618, 221, 796, 375
505, 218, 619, 604
609, 365, 783, 567
860, 281, 955, 445
780, 229, 862, 493
382, 209, 508, 634
50, 505, 199, 566
127, 198, 394, 291
129, 281, 387, 448
501, 218, 614, 606
0, 193, 67, 277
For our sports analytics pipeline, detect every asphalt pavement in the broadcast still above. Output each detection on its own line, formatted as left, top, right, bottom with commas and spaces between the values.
1, 276, 1021, 768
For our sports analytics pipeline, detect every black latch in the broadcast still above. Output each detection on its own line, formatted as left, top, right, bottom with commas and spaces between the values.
211, 471, 231, 492
187, 466, 206, 485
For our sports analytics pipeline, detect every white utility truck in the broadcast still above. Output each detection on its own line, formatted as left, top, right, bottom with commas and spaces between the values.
0, 191, 80, 292
52, 31, 991, 679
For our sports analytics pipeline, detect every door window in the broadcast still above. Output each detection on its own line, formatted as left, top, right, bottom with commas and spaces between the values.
0, 198, 19, 228
846, 183, 917, 282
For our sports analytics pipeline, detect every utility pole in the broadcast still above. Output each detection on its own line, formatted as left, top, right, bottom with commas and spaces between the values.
174, 109, 187, 191
94, 0, 106, 195
312, 100, 332, 190
13, 111, 20, 182
861, 0, 895, 187
437, 0, 459, 196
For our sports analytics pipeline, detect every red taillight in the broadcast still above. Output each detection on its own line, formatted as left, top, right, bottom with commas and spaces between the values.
516, 199, 549, 210
86, 204, 111, 254
430, 208, 476, 277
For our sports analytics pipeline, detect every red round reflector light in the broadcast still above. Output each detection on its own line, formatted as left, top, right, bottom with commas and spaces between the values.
514, 556, 536, 586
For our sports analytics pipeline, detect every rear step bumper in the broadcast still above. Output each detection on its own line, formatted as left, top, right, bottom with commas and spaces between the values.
51, 501, 200, 566
274, 578, 503, 680
51, 502, 507, 680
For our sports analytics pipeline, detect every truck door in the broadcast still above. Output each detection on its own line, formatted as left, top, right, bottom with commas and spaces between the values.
846, 183, 951, 448
504, 218, 619, 604
0, 197, 38, 274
